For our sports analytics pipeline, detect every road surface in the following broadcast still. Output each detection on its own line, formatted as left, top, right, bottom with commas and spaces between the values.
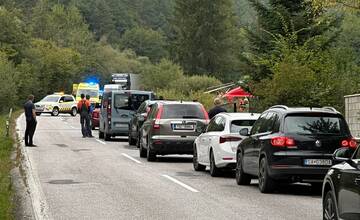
17, 114, 322, 220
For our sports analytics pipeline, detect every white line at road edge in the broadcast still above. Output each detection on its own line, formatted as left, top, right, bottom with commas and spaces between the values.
95, 139, 106, 145
121, 153, 142, 164
161, 174, 199, 193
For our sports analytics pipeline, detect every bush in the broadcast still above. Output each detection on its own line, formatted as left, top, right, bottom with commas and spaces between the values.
0, 53, 18, 113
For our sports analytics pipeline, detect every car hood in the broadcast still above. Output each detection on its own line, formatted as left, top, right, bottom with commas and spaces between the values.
35, 102, 56, 106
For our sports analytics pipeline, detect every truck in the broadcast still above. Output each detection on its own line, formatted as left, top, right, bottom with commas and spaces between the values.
111, 73, 131, 90
72, 82, 100, 104
344, 94, 360, 138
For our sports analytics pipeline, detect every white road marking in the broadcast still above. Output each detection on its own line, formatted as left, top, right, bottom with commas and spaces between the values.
70, 126, 76, 129
122, 153, 142, 164
161, 174, 199, 193
95, 139, 106, 145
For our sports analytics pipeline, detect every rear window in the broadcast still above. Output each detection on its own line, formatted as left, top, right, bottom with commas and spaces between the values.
162, 104, 205, 119
230, 120, 256, 133
113, 93, 150, 111
284, 115, 348, 135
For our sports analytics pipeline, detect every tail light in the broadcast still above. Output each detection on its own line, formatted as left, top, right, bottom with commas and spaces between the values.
153, 105, 163, 129
219, 136, 242, 144
271, 136, 296, 147
201, 105, 210, 123
341, 138, 358, 149
107, 104, 111, 119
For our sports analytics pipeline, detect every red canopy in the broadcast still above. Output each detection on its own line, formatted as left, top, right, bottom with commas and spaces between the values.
223, 87, 253, 102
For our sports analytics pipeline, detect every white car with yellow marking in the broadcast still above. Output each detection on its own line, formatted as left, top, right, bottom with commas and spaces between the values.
35, 94, 78, 116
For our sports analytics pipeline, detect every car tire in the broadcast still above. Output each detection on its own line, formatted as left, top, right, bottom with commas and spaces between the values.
105, 133, 111, 141
36, 112, 41, 116
323, 190, 338, 220
51, 107, 59, 116
193, 145, 206, 171
139, 137, 147, 158
71, 107, 77, 116
128, 132, 136, 146
146, 137, 156, 162
91, 125, 96, 130
99, 130, 104, 139
258, 157, 276, 193
236, 151, 251, 185
209, 150, 220, 177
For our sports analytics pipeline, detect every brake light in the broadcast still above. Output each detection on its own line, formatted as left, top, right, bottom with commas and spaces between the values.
153, 105, 163, 129
219, 136, 242, 144
271, 136, 296, 147
201, 105, 209, 123
341, 138, 358, 149
107, 104, 111, 120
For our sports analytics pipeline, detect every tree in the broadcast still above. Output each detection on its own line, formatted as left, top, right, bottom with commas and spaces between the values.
0, 52, 18, 112
120, 27, 168, 62
173, 0, 237, 76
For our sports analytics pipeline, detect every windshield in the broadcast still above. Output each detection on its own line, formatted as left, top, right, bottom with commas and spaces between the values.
284, 115, 346, 135
162, 104, 206, 119
77, 89, 99, 98
113, 94, 150, 111
41, 96, 60, 103
231, 120, 256, 133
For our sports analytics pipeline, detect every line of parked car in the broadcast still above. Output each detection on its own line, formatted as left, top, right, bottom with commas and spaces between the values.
90, 90, 359, 220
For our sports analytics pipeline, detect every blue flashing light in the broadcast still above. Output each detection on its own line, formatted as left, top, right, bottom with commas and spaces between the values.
85, 76, 100, 85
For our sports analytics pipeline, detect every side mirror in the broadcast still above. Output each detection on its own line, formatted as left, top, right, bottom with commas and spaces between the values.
196, 124, 207, 133
239, 128, 250, 136
59, 100, 64, 103
139, 113, 148, 121
333, 148, 354, 162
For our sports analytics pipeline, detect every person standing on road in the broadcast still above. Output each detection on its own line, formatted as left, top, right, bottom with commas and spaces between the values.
85, 95, 93, 138
208, 98, 227, 119
77, 94, 90, 138
24, 94, 37, 146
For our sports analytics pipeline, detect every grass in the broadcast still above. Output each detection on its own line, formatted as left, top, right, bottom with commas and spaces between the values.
0, 114, 14, 220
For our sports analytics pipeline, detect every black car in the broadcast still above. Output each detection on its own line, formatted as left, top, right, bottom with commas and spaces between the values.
322, 146, 360, 220
236, 105, 356, 193
128, 100, 158, 146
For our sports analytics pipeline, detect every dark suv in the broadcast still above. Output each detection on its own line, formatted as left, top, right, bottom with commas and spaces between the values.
139, 101, 209, 161
235, 105, 356, 193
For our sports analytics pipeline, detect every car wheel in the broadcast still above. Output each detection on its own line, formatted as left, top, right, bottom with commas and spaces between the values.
193, 145, 206, 171
99, 130, 104, 139
146, 137, 156, 162
128, 132, 136, 146
258, 157, 276, 193
323, 190, 338, 220
209, 150, 220, 177
236, 151, 251, 185
105, 133, 111, 141
51, 107, 59, 116
36, 112, 41, 116
91, 125, 96, 130
71, 107, 77, 116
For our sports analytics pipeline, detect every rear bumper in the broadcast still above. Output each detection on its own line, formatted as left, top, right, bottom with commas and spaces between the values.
150, 136, 196, 155
91, 118, 99, 127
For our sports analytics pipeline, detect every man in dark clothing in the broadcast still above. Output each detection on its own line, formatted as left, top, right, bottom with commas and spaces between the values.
85, 95, 93, 138
208, 98, 227, 119
24, 95, 37, 146
77, 94, 90, 138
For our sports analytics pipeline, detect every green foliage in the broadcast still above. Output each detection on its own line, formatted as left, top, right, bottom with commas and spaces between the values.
120, 27, 168, 62
173, 0, 238, 76
0, 52, 17, 112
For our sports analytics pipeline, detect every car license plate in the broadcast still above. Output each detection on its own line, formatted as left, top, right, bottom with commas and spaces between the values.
304, 159, 332, 166
115, 123, 128, 128
173, 124, 194, 130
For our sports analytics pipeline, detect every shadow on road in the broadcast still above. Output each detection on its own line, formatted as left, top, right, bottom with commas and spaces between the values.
247, 182, 322, 197
155, 155, 193, 163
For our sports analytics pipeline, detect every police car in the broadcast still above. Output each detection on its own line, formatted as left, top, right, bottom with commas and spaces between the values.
35, 93, 78, 116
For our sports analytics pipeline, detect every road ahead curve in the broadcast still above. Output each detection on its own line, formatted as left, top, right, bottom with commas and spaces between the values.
17, 114, 322, 220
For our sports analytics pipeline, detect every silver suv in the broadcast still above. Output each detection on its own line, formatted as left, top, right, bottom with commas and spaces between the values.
139, 101, 209, 161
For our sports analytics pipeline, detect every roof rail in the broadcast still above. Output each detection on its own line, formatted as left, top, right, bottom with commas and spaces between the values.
270, 105, 288, 110
322, 106, 338, 112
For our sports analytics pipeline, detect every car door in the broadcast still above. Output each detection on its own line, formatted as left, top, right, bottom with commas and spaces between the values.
131, 102, 146, 138
209, 116, 226, 161
141, 104, 157, 148
243, 113, 268, 175
64, 96, 74, 112
197, 118, 217, 164
338, 148, 360, 219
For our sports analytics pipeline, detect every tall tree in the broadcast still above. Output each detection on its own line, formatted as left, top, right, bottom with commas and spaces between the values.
173, 0, 237, 76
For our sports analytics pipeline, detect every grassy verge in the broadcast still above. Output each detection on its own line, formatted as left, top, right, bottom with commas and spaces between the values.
0, 114, 14, 220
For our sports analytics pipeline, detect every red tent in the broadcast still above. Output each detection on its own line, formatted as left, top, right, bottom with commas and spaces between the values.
222, 87, 253, 102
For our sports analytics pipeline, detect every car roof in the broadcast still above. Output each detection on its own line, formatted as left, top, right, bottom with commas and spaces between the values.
105, 90, 154, 95
266, 106, 341, 115
155, 100, 202, 105
217, 112, 261, 120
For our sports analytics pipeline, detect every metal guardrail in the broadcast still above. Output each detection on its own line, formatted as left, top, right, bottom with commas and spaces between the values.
6, 108, 12, 137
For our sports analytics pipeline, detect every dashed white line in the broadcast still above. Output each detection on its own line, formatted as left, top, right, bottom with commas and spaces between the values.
95, 139, 106, 145
161, 174, 199, 193
122, 153, 142, 164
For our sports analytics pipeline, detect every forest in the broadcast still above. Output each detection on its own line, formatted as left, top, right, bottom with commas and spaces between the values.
0, 0, 359, 112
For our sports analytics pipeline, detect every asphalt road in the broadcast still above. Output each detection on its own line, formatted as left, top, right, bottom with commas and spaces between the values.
18, 114, 323, 220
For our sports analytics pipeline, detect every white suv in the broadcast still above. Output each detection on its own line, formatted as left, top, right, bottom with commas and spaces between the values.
193, 112, 260, 176
35, 94, 78, 116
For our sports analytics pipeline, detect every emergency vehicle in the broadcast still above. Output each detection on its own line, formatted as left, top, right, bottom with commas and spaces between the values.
34, 93, 78, 116
73, 82, 100, 104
